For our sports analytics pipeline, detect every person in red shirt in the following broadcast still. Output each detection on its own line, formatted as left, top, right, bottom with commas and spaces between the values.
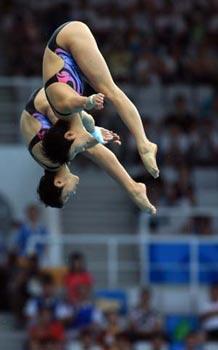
65, 252, 93, 304
29, 306, 65, 350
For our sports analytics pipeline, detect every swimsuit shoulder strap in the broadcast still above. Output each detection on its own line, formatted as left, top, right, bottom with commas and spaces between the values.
47, 22, 71, 52
25, 88, 41, 115
28, 134, 60, 171
28, 134, 41, 154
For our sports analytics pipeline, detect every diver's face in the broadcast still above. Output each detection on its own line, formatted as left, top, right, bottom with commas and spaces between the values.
54, 173, 80, 203
64, 130, 96, 160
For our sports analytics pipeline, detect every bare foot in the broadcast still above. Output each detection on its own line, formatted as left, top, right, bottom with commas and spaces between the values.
139, 142, 159, 179
130, 182, 156, 215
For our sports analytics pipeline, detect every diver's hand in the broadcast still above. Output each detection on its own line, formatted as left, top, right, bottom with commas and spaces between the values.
85, 93, 104, 111
79, 128, 121, 154
100, 128, 121, 145
93, 93, 104, 110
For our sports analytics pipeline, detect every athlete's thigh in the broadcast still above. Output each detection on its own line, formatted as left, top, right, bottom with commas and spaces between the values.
46, 83, 80, 113
67, 22, 115, 93
43, 47, 63, 84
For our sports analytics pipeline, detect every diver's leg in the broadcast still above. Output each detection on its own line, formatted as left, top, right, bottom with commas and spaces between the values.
67, 21, 159, 178
84, 144, 156, 214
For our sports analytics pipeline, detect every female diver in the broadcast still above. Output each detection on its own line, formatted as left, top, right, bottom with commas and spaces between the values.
20, 88, 156, 213
42, 21, 159, 179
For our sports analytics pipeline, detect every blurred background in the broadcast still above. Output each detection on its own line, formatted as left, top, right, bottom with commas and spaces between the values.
0, 0, 218, 349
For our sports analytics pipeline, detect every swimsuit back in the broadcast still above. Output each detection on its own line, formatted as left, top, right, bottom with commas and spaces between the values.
25, 89, 60, 171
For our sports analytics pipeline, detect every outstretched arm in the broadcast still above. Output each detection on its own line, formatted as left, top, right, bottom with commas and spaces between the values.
83, 144, 156, 214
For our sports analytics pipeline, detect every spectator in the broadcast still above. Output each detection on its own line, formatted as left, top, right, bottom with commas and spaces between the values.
15, 204, 49, 261
128, 287, 164, 341
0, 250, 19, 311
199, 284, 218, 341
68, 285, 103, 335
150, 334, 168, 350
182, 216, 214, 235
163, 95, 196, 134
28, 306, 65, 350
78, 329, 102, 350
24, 273, 62, 324
100, 308, 126, 349
9, 254, 42, 326
185, 331, 205, 350
161, 124, 190, 166
65, 252, 93, 304
106, 334, 133, 350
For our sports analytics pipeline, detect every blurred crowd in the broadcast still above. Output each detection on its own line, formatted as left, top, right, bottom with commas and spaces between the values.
1, 248, 218, 350
1, 0, 218, 84
0, 203, 218, 349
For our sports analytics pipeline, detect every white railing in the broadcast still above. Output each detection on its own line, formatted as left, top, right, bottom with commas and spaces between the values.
29, 231, 218, 292
138, 207, 218, 235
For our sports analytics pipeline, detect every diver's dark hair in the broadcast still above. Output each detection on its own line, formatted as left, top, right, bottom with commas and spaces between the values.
37, 171, 64, 208
42, 120, 73, 164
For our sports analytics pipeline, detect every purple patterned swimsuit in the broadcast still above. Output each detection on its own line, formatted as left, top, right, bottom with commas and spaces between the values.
25, 88, 59, 171
55, 48, 84, 95
32, 112, 52, 140
44, 22, 85, 116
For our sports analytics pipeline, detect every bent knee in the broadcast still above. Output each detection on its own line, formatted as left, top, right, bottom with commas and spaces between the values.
51, 96, 72, 115
71, 21, 91, 34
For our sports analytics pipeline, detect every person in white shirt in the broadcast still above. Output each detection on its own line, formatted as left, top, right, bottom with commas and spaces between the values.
199, 284, 218, 340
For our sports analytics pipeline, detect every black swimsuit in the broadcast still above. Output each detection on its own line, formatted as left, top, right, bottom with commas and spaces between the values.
25, 89, 60, 171
45, 22, 85, 117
